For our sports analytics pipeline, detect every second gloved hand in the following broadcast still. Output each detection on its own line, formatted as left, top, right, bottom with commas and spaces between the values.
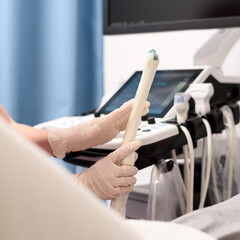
48, 100, 150, 158
75, 141, 141, 200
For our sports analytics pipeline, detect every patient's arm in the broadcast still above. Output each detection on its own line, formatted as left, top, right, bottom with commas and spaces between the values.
0, 104, 53, 155
0, 104, 13, 123
11, 123, 53, 155
0, 103, 142, 200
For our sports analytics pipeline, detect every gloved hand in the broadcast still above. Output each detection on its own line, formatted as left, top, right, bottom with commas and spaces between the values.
74, 141, 141, 200
48, 100, 150, 158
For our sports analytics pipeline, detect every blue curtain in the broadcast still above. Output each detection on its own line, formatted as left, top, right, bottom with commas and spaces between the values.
0, 0, 103, 126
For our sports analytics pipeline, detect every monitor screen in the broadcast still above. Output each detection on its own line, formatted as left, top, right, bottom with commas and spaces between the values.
104, 0, 240, 34
98, 69, 203, 117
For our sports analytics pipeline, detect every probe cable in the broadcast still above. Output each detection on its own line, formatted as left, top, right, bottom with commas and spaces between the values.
170, 151, 188, 216
182, 144, 190, 200
171, 149, 187, 200
151, 165, 161, 220
173, 92, 191, 212
222, 109, 234, 200
187, 83, 215, 208
200, 137, 207, 196
179, 125, 195, 213
199, 118, 214, 208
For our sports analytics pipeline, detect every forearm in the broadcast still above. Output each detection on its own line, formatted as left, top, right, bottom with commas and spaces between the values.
0, 104, 13, 123
10, 122, 53, 155
0, 104, 53, 155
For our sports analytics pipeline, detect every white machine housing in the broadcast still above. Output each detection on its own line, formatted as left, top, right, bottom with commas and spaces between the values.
35, 66, 235, 151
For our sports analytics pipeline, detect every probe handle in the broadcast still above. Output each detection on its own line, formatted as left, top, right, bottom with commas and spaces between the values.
111, 50, 159, 217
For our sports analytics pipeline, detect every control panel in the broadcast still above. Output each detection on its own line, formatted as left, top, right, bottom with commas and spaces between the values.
94, 116, 179, 150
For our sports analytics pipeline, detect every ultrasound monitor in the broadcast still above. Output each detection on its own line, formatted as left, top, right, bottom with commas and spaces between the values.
104, 0, 240, 34
98, 69, 202, 118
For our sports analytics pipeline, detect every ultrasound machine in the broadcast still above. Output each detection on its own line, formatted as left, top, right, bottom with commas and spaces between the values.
33, 1, 240, 221
35, 65, 240, 170
34, 0, 240, 173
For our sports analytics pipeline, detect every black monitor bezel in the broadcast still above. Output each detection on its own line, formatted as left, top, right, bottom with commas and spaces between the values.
103, 0, 240, 35
97, 69, 203, 118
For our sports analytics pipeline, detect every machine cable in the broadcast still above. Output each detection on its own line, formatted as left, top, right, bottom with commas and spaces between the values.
174, 92, 194, 213
188, 83, 216, 208
221, 107, 235, 200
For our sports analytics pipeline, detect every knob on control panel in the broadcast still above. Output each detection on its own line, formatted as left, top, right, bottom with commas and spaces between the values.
147, 116, 156, 124
141, 115, 148, 121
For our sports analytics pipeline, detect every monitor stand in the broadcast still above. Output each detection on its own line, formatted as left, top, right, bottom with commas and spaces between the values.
194, 27, 240, 72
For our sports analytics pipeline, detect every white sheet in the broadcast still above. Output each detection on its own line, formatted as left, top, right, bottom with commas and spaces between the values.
127, 220, 215, 240
174, 194, 240, 240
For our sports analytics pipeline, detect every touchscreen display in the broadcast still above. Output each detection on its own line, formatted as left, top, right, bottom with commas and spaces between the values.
98, 69, 202, 118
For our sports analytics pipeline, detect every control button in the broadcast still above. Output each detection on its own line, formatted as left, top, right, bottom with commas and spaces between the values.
148, 116, 156, 124
142, 128, 151, 132
94, 112, 100, 117
141, 115, 148, 121
140, 122, 147, 128
150, 126, 158, 130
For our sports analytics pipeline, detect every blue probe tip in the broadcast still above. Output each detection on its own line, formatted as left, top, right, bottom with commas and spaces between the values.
148, 49, 159, 60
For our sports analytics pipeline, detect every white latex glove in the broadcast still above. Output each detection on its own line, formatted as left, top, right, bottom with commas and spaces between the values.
75, 141, 141, 200
48, 100, 150, 158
